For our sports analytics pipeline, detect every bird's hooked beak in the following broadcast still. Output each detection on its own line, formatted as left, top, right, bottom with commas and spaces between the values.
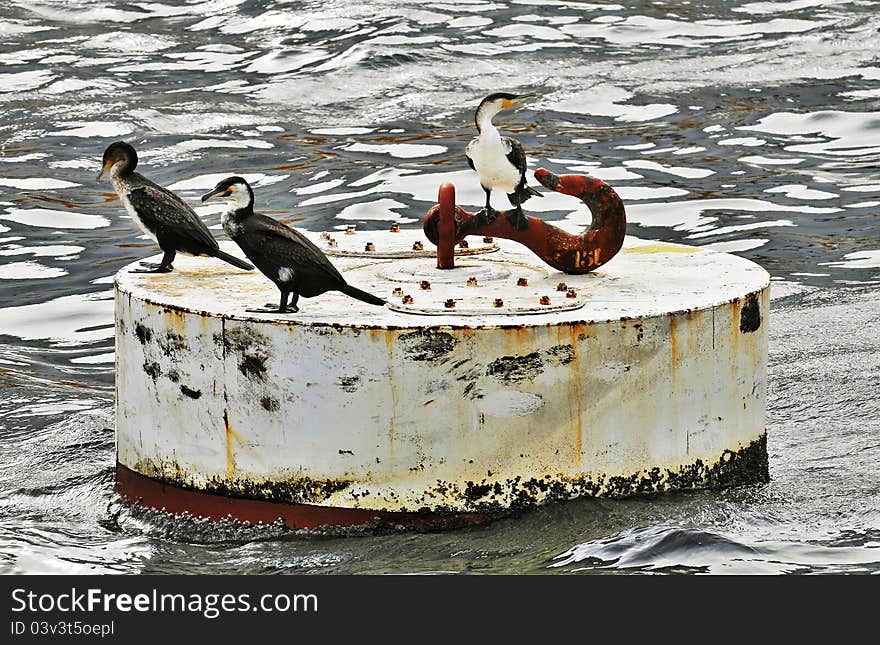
502, 93, 536, 109
201, 186, 230, 202
96, 160, 112, 182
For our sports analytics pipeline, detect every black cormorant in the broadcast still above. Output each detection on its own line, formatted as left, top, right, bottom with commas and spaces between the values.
465, 92, 542, 230
97, 141, 253, 273
201, 176, 386, 313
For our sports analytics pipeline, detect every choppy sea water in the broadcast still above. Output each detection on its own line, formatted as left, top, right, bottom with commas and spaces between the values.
0, 0, 878, 574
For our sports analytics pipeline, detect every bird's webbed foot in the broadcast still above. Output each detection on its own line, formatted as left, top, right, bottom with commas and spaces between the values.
506, 208, 530, 231
130, 263, 173, 274
476, 206, 499, 227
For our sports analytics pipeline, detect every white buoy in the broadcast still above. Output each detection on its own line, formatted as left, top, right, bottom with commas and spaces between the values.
114, 232, 769, 530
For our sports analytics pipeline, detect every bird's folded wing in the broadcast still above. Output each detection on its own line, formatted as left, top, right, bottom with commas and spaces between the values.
127, 186, 217, 248
249, 218, 345, 281
502, 136, 528, 178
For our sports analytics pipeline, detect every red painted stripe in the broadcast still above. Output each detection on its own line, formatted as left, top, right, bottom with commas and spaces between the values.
115, 463, 492, 531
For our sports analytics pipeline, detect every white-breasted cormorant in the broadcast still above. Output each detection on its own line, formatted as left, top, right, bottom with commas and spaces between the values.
201, 176, 386, 313
465, 92, 542, 231
97, 141, 253, 273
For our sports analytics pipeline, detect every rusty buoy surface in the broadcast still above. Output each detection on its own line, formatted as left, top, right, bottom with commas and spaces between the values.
115, 236, 770, 531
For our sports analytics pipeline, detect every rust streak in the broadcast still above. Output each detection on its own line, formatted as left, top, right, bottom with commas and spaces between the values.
224, 409, 236, 481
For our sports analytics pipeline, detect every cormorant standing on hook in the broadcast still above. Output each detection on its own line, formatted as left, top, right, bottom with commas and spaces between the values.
201, 176, 386, 314
465, 92, 542, 231
98, 141, 253, 273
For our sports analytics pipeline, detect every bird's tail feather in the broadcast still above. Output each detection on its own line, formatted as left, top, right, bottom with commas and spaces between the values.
512, 184, 543, 204
341, 284, 386, 307
212, 249, 254, 271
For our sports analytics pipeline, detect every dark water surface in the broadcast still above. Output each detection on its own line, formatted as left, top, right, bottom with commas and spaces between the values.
0, 0, 878, 574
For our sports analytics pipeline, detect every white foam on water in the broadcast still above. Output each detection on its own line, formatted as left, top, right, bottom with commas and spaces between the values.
335, 198, 417, 223
741, 110, 880, 156
70, 352, 115, 365
545, 84, 677, 122
139, 139, 274, 164
0, 178, 80, 189
626, 197, 840, 231
447, 16, 493, 28
740, 155, 805, 165
624, 160, 714, 179
687, 219, 796, 239
167, 173, 288, 191
765, 185, 838, 200
82, 32, 176, 52
0, 244, 84, 258
47, 121, 134, 138
718, 137, 767, 146
0, 153, 49, 163
485, 24, 570, 40
344, 143, 447, 158
841, 185, 880, 193
0, 208, 109, 230
819, 250, 880, 269
699, 238, 769, 253
0, 290, 113, 345
0, 69, 55, 93
311, 127, 375, 135
0, 261, 66, 280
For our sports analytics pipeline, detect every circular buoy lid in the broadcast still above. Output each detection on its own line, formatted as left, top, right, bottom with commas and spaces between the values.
115, 235, 770, 328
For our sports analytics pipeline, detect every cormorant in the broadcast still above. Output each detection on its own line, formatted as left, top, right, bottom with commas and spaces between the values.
201, 176, 386, 313
97, 141, 253, 273
465, 92, 542, 231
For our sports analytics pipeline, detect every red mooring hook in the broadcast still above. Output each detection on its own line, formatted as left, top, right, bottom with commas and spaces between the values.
423, 168, 627, 274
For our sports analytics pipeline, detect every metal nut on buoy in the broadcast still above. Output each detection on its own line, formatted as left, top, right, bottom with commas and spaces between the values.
466, 276, 478, 287
517, 278, 528, 287
420, 280, 431, 290
320, 232, 330, 240
566, 289, 577, 299
402, 294, 413, 304
444, 299, 456, 309
412, 241, 423, 251
483, 236, 493, 243
364, 242, 375, 252
392, 287, 403, 297
493, 298, 504, 308
540, 295, 551, 305
389, 223, 400, 233
327, 238, 337, 247
556, 282, 567, 292
459, 240, 469, 249
345, 226, 355, 235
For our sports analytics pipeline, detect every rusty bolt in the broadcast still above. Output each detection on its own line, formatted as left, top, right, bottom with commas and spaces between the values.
412, 240, 424, 251
444, 299, 456, 309
466, 276, 478, 287
402, 294, 414, 304
345, 225, 356, 235
517, 277, 528, 287
364, 242, 375, 252
459, 239, 469, 249
389, 223, 400, 233
320, 231, 330, 240
327, 237, 337, 247
392, 287, 403, 297
556, 282, 567, 291
540, 295, 551, 305
420, 280, 431, 290
483, 236, 493, 243
566, 288, 577, 299
493, 298, 504, 308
